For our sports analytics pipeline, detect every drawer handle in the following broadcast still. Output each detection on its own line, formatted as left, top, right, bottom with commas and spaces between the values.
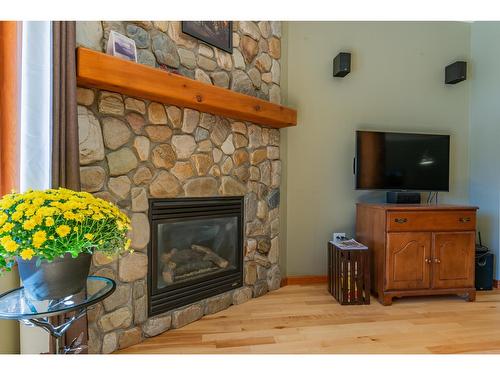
394, 218, 408, 224
459, 217, 471, 223
425, 258, 432, 264
433, 258, 441, 264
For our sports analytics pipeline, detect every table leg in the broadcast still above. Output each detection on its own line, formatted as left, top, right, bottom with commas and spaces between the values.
20, 307, 88, 354
55, 336, 61, 355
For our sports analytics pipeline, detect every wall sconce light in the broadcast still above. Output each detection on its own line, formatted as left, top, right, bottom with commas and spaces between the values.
333, 52, 351, 77
445, 61, 467, 84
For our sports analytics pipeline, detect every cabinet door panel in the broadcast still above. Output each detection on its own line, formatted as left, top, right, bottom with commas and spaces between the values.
386, 232, 431, 290
432, 232, 475, 289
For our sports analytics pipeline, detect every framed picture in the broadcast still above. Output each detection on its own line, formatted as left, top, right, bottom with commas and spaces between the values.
182, 21, 233, 54
106, 30, 137, 62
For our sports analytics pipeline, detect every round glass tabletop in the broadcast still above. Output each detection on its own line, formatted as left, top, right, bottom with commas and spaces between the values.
0, 276, 116, 320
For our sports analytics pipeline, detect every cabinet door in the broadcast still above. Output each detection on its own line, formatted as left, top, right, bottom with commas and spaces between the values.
432, 232, 475, 289
386, 232, 432, 290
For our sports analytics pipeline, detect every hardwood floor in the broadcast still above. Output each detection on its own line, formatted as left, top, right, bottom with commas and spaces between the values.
118, 284, 500, 354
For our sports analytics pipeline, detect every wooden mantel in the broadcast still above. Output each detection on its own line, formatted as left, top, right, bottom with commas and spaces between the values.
76, 48, 297, 128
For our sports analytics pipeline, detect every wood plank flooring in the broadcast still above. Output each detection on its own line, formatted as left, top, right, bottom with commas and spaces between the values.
118, 284, 500, 354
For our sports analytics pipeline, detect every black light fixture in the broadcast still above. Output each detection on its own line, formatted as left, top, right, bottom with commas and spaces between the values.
445, 61, 467, 84
333, 52, 351, 77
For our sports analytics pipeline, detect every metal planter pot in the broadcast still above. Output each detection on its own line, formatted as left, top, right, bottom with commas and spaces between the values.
16, 253, 92, 301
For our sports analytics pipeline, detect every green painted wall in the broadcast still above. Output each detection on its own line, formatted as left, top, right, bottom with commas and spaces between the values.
282, 22, 471, 276
469, 22, 500, 279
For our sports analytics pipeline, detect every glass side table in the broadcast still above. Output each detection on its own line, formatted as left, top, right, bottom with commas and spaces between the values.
0, 275, 116, 354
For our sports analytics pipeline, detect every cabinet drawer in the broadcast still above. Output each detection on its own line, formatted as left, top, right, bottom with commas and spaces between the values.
387, 210, 476, 232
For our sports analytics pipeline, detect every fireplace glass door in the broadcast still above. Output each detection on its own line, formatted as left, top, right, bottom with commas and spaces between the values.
149, 197, 243, 316
157, 216, 238, 289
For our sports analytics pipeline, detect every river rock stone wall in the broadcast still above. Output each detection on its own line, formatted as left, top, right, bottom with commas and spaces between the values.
76, 21, 282, 354
76, 21, 281, 103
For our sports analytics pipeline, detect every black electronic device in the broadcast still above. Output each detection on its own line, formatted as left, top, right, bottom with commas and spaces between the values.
386, 191, 421, 204
475, 232, 494, 291
355, 130, 450, 191
445, 61, 467, 84
333, 52, 351, 77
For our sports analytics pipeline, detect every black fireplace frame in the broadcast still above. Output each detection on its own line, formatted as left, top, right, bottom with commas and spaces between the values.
147, 196, 244, 317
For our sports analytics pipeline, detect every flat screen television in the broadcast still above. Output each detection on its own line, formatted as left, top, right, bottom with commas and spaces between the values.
355, 130, 450, 191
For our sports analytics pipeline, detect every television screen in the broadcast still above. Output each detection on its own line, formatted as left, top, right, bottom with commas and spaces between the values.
355, 130, 450, 191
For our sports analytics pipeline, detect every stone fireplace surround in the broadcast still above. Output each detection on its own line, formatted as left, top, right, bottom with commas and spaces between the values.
79, 94, 281, 353
76, 20, 282, 354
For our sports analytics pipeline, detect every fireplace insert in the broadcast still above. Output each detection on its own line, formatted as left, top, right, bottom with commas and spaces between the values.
148, 196, 244, 316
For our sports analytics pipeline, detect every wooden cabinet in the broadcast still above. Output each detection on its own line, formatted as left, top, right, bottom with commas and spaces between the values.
356, 204, 477, 305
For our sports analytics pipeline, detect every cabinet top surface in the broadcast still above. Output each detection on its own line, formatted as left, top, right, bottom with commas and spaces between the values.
356, 203, 478, 211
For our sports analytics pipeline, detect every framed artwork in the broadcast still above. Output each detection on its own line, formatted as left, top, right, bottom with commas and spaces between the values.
106, 30, 137, 62
182, 21, 233, 54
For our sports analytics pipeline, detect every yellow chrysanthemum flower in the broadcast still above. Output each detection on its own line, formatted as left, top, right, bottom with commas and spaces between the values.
11, 211, 23, 221
55, 225, 71, 238
45, 217, 54, 227
32, 214, 43, 226
0, 197, 15, 210
22, 219, 36, 231
0, 212, 7, 226
32, 230, 47, 249
92, 213, 105, 221
74, 213, 84, 222
16, 202, 27, 211
63, 211, 76, 220
36, 206, 54, 217
84, 233, 94, 241
117, 221, 126, 231
0, 222, 14, 234
32, 198, 44, 207
0, 236, 19, 252
20, 248, 35, 260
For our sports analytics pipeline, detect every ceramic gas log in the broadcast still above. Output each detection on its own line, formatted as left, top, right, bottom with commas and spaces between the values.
161, 245, 230, 285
